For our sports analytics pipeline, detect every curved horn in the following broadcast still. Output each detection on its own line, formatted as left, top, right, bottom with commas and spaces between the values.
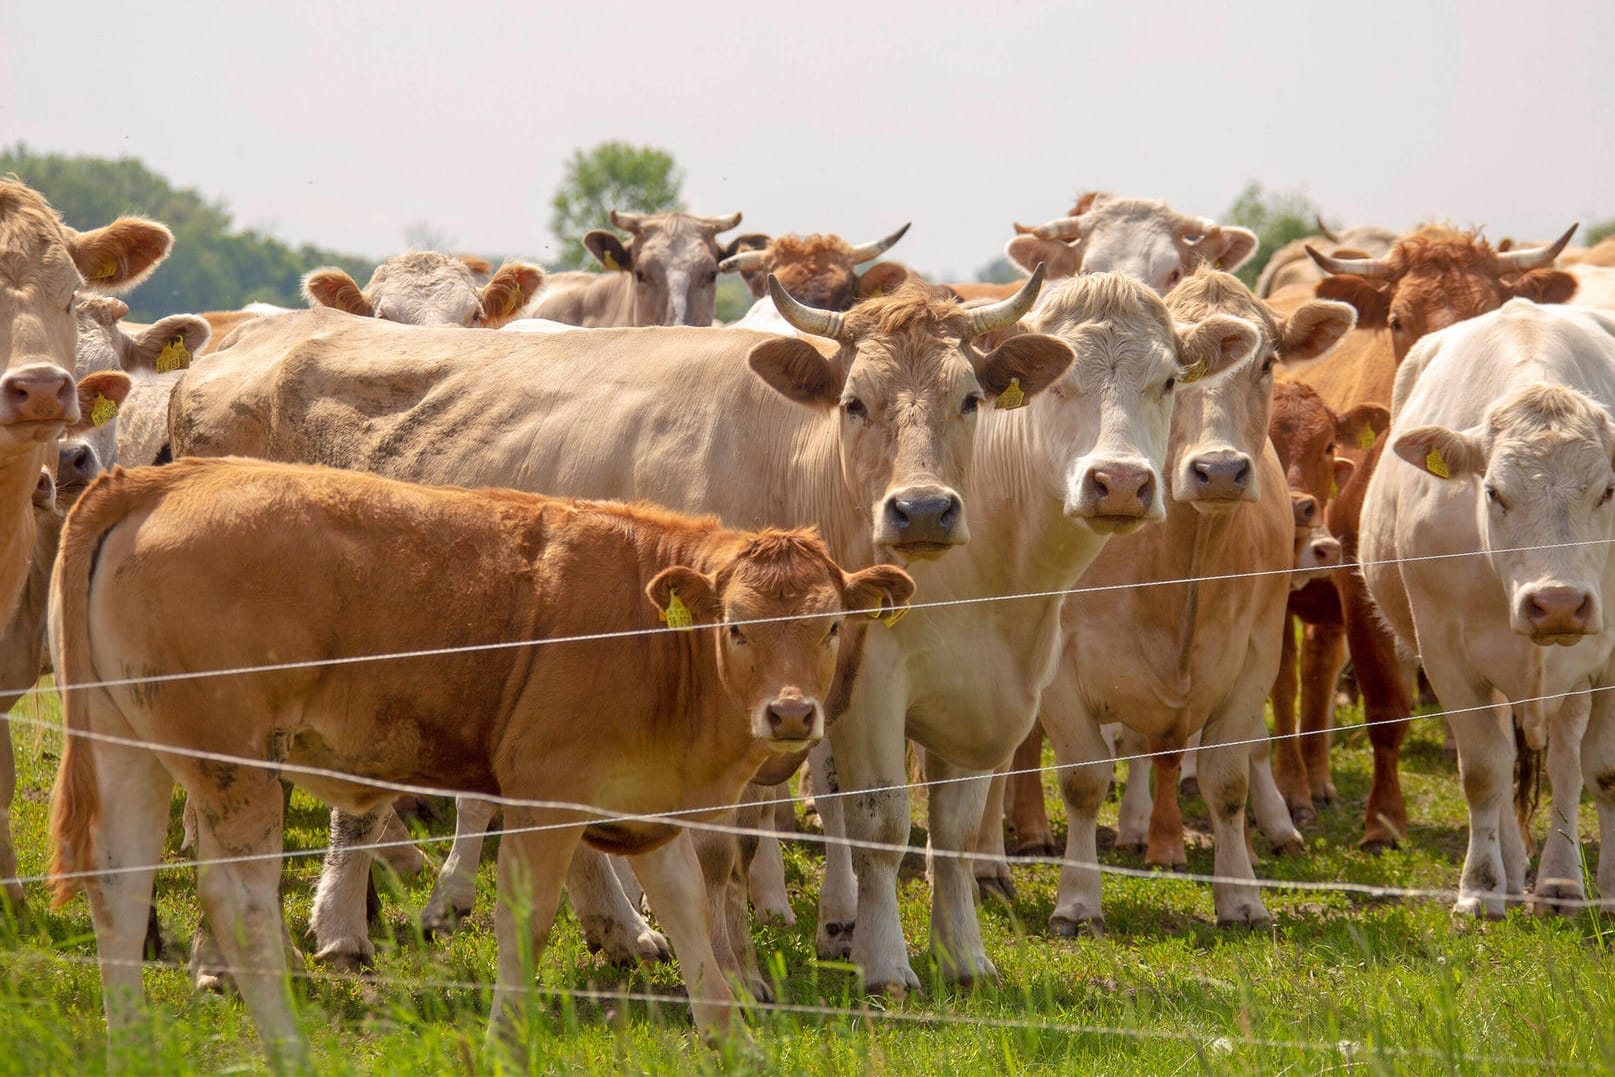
967, 263, 1046, 337
1494, 223, 1578, 273
768, 274, 846, 340
608, 209, 646, 235
698, 211, 743, 233
1314, 214, 1340, 243
846, 222, 911, 265
719, 248, 772, 274
1305, 244, 1394, 280
1031, 216, 1083, 241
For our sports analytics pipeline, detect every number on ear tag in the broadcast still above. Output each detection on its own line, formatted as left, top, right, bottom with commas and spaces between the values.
661, 589, 694, 629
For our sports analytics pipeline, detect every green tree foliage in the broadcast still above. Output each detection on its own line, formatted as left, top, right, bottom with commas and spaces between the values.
1, 144, 372, 321
975, 255, 1023, 284
548, 141, 685, 271
1585, 219, 1615, 246
1223, 181, 1321, 288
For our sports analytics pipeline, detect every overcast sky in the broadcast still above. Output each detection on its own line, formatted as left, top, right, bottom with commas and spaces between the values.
5, 0, 1611, 278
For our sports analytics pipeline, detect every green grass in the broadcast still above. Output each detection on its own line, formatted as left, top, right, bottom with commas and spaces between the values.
3, 680, 1613, 1075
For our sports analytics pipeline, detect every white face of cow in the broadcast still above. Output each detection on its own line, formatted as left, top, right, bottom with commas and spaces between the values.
1163, 323, 1270, 512
1395, 385, 1615, 645
586, 212, 743, 327
303, 253, 542, 329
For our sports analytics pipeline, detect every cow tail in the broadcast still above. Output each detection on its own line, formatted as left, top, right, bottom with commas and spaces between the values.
1512, 722, 1544, 860
48, 467, 137, 907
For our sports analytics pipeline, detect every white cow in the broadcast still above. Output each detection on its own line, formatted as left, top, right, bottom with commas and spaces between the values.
1360, 299, 1615, 916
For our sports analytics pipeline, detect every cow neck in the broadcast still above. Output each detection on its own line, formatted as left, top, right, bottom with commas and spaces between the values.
776, 415, 869, 568
598, 273, 638, 327
1155, 484, 1249, 689
0, 443, 47, 621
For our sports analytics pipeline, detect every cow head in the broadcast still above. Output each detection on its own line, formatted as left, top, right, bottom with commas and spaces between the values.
1308, 225, 1578, 362
719, 225, 913, 311
56, 369, 131, 496
72, 295, 211, 376
0, 180, 172, 447
747, 271, 1073, 559
303, 252, 543, 329
647, 530, 915, 749
583, 210, 743, 326
1008, 194, 1259, 296
1395, 382, 1615, 645
1160, 269, 1356, 513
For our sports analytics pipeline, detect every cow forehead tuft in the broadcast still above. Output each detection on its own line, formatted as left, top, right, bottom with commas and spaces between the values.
842, 283, 971, 339
720, 528, 841, 598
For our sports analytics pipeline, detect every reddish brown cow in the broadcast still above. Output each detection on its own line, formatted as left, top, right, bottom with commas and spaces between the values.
718, 226, 916, 309
1275, 224, 1577, 847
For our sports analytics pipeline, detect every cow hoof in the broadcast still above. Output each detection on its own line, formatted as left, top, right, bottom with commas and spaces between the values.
1357, 836, 1399, 856
1011, 838, 1059, 858
420, 905, 469, 940
193, 968, 232, 994
1451, 897, 1505, 921
816, 920, 854, 961
1216, 909, 1273, 930
941, 954, 998, 988
1271, 835, 1306, 857
862, 967, 922, 998
1287, 802, 1316, 828
1179, 776, 1201, 801
1048, 914, 1103, 939
1531, 883, 1585, 918
753, 903, 797, 927
313, 946, 374, 974
975, 874, 1016, 905
1095, 826, 1118, 851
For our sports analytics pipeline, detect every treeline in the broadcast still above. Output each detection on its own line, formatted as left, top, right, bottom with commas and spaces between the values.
2, 145, 373, 322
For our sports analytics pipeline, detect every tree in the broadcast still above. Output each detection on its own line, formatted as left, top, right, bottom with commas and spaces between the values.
1223, 181, 1321, 289
975, 255, 1023, 284
547, 141, 685, 271
1586, 219, 1615, 247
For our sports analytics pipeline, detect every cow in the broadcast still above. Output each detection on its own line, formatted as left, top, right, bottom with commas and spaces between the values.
1359, 300, 1615, 917
1254, 218, 1399, 298
167, 275, 1065, 985
1269, 225, 1577, 848
1003, 193, 1259, 296
302, 251, 543, 328
718, 225, 915, 313
47, 456, 915, 1066
532, 210, 758, 327
0, 179, 171, 629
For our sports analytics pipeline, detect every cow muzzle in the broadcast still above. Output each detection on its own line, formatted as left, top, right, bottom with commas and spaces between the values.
0, 364, 76, 436
1514, 585, 1600, 645
1181, 450, 1254, 507
1292, 527, 1341, 589
1068, 459, 1160, 534
57, 441, 101, 491
756, 694, 823, 749
878, 486, 966, 557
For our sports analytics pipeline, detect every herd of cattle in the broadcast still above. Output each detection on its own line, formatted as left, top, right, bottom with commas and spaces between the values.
6, 177, 1615, 1064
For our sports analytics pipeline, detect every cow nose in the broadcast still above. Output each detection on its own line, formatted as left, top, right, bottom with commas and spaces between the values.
0, 366, 76, 425
1308, 534, 1341, 565
32, 469, 56, 508
1085, 466, 1155, 517
1524, 586, 1594, 638
58, 443, 96, 487
765, 698, 816, 740
884, 492, 961, 544
1190, 452, 1252, 499
1292, 495, 1318, 526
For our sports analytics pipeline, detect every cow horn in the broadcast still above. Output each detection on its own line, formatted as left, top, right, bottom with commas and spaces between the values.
967, 263, 1046, 336
701, 212, 743, 233
1305, 245, 1395, 280
1315, 215, 1340, 243
1494, 223, 1578, 273
768, 274, 846, 340
719, 248, 771, 274
1032, 216, 1083, 241
846, 222, 911, 265
609, 210, 646, 235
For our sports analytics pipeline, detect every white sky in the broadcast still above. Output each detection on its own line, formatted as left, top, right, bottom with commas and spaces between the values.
5, 0, 1611, 278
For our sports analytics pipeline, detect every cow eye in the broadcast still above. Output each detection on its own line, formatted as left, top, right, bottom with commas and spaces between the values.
65, 291, 75, 315
825, 621, 841, 644
1600, 485, 1614, 508
1166, 268, 1182, 287
1389, 314, 1404, 332
961, 393, 983, 416
1485, 486, 1508, 511
726, 624, 747, 644
843, 397, 867, 420
706, 270, 718, 285
1260, 355, 1276, 376
1162, 377, 1176, 394
635, 269, 647, 283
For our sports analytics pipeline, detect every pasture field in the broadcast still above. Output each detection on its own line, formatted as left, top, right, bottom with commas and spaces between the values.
3, 680, 1613, 1076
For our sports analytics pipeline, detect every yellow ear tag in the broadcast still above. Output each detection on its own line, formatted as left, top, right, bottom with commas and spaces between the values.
602, 252, 621, 272
1356, 427, 1376, 451
1425, 446, 1450, 479
502, 282, 523, 318
661, 589, 694, 630
995, 377, 1027, 411
1329, 478, 1339, 500
156, 335, 191, 373
869, 604, 909, 628
92, 259, 118, 280
1179, 362, 1205, 385
90, 395, 118, 427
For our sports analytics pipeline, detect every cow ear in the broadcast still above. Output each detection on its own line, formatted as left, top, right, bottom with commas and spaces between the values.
841, 564, 916, 620
479, 263, 545, 328
1201, 226, 1259, 273
65, 370, 132, 435
646, 566, 720, 625
303, 268, 373, 316
457, 254, 494, 281
1006, 235, 1078, 276
1393, 425, 1482, 480
748, 337, 845, 409
1178, 313, 1260, 383
1331, 456, 1356, 498
977, 334, 1074, 402
584, 231, 633, 273
68, 218, 174, 293
1278, 299, 1357, 361
1506, 269, 1577, 307
719, 232, 771, 262
1335, 403, 1390, 451
127, 314, 210, 373
857, 262, 913, 299
1314, 275, 1392, 329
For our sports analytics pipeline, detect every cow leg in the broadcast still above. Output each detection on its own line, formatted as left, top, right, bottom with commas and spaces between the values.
82, 741, 171, 1063
1199, 705, 1271, 927
486, 815, 579, 1051
0, 717, 20, 908
1144, 742, 1187, 870
971, 765, 1014, 902
610, 854, 646, 912
1179, 730, 1201, 798
1248, 734, 1304, 854
692, 811, 768, 1002
1041, 679, 1112, 936
1582, 689, 1615, 902
1438, 679, 1516, 919
1269, 614, 1313, 820
1535, 690, 1592, 914
810, 739, 857, 961
746, 782, 795, 925
421, 795, 497, 936
566, 844, 670, 964
924, 752, 996, 985
1006, 723, 1056, 855
372, 809, 425, 876
1342, 591, 1413, 850
309, 805, 389, 970
191, 773, 306, 1070
632, 831, 748, 1046
1114, 726, 1153, 852
1299, 621, 1348, 806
